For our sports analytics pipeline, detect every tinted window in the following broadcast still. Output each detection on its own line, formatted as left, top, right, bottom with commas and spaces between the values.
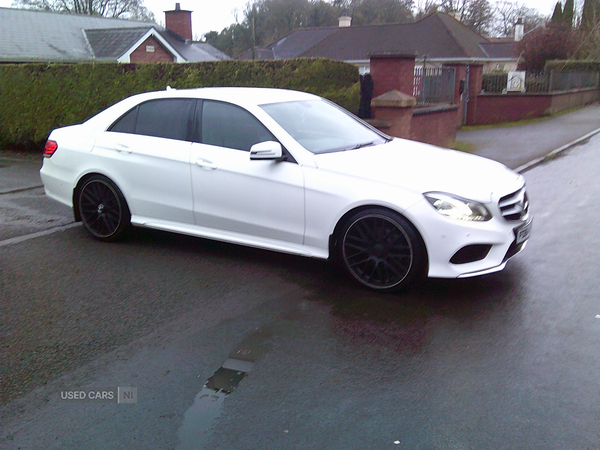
201, 101, 274, 151
136, 99, 196, 141
109, 107, 138, 134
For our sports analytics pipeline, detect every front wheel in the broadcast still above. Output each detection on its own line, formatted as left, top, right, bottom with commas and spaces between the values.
77, 175, 131, 242
334, 209, 426, 292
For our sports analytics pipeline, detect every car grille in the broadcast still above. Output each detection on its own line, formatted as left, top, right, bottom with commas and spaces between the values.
498, 187, 529, 221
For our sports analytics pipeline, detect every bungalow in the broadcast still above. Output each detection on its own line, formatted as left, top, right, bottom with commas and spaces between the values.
238, 12, 520, 74
0, 3, 230, 63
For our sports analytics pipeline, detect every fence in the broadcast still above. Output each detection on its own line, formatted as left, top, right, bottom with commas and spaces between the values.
482, 70, 599, 94
413, 67, 456, 106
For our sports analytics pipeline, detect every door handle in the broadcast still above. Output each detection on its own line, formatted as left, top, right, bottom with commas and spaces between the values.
115, 144, 132, 154
194, 159, 217, 170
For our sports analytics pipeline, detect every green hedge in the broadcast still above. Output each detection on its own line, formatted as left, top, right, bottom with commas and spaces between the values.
0, 59, 360, 149
545, 60, 600, 72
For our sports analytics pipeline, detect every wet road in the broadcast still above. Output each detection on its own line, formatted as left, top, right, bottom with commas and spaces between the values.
1, 136, 600, 449
456, 102, 600, 170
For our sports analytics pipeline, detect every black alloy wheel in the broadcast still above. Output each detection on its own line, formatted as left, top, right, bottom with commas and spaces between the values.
338, 209, 424, 291
78, 175, 131, 241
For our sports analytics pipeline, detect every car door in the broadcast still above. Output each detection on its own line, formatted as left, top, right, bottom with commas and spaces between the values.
190, 100, 305, 245
93, 98, 196, 224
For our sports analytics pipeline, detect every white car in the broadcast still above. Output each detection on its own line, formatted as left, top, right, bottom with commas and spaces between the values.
41, 87, 531, 292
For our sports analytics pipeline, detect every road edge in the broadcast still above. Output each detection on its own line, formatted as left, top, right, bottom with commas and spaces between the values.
516, 127, 600, 173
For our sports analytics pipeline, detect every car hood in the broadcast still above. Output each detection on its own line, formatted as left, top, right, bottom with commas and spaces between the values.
313, 139, 523, 203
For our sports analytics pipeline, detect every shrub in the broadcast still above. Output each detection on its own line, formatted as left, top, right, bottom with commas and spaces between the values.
0, 59, 359, 149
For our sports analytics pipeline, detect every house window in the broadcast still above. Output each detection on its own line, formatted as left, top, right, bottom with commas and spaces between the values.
146, 45, 155, 53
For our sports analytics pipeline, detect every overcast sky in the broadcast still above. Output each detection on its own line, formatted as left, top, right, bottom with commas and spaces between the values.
0, 0, 559, 38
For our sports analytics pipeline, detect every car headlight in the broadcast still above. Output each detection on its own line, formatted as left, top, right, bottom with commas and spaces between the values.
424, 192, 492, 222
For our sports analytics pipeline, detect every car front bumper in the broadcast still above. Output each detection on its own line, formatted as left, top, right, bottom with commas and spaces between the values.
405, 199, 532, 279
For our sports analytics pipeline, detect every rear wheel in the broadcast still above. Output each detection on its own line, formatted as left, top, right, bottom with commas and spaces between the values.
335, 209, 425, 292
78, 175, 131, 242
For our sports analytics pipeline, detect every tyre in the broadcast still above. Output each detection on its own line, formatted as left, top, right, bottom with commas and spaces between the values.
335, 209, 426, 292
77, 175, 131, 242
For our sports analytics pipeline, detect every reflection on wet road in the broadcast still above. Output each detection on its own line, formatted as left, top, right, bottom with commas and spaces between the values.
177, 326, 272, 449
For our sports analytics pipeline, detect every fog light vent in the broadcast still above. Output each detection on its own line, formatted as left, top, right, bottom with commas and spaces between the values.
450, 244, 492, 264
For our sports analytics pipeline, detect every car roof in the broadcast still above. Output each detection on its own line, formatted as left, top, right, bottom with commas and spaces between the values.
134, 86, 319, 106
84, 87, 321, 129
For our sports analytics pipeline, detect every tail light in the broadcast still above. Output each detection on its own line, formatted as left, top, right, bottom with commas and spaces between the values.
44, 140, 58, 158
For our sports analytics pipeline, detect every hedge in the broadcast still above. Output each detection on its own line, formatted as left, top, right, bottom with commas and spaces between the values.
545, 60, 600, 72
0, 58, 360, 149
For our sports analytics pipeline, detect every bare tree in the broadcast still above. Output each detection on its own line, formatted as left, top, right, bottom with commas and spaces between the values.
492, 1, 545, 37
13, 0, 155, 20
438, 0, 495, 35
414, 0, 440, 19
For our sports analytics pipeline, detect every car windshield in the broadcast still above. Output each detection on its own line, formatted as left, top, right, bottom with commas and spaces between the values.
260, 99, 389, 154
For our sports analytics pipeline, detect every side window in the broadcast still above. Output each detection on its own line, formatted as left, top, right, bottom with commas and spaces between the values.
109, 107, 138, 134
201, 101, 274, 151
109, 99, 196, 142
136, 99, 195, 141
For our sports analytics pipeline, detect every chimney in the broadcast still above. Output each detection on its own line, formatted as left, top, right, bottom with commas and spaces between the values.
165, 3, 193, 41
339, 16, 352, 27
514, 18, 524, 42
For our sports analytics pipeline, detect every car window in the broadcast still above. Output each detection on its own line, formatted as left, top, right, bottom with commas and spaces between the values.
136, 99, 195, 141
109, 107, 138, 134
201, 100, 274, 151
109, 99, 196, 142
261, 99, 387, 154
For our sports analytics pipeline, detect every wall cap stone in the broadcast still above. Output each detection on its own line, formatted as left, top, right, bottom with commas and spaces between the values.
371, 90, 416, 107
413, 104, 459, 116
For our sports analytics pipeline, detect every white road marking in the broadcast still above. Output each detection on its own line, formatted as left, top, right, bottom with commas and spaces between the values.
0, 223, 80, 247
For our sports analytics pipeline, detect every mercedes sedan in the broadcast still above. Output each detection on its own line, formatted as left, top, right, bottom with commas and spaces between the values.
41, 87, 531, 292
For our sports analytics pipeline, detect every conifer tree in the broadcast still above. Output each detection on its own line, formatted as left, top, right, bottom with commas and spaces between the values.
551, 2, 563, 24
563, 0, 574, 27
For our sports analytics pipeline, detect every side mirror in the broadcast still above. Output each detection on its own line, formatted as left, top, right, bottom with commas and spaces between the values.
250, 141, 283, 160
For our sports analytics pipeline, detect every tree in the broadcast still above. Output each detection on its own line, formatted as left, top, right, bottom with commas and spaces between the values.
563, 0, 574, 27
492, 1, 544, 37
414, 0, 440, 20
204, 0, 414, 57
581, 0, 600, 30
12, 0, 154, 20
516, 23, 580, 71
204, 24, 252, 58
550, 1, 563, 24
575, 0, 600, 59
438, 0, 495, 35
343, 0, 414, 26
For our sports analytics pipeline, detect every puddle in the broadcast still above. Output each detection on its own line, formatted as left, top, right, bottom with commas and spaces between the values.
176, 326, 273, 449
176, 358, 254, 450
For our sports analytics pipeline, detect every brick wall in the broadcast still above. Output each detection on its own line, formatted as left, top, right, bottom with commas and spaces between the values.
473, 89, 599, 125
411, 105, 460, 147
369, 55, 416, 99
129, 36, 174, 63
368, 54, 461, 147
